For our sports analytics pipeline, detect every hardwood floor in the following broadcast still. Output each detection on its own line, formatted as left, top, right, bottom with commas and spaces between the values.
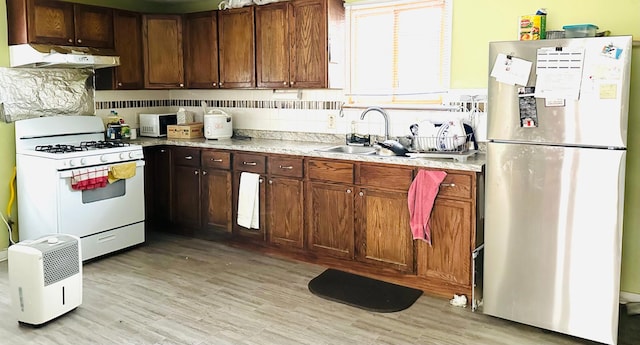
1, 232, 639, 345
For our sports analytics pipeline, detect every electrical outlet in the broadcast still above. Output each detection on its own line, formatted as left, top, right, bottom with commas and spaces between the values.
327, 114, 336, 129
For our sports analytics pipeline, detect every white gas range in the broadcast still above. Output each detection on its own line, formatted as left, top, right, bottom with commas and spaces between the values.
15, 116, 145, 261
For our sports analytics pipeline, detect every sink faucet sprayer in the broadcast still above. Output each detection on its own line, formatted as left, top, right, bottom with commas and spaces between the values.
360, 107, 390, 140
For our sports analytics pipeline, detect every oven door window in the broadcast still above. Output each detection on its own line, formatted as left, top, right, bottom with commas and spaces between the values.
82, 179, 125, 203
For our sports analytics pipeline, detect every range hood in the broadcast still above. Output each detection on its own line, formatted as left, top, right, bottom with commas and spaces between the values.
9, 44, 120, 69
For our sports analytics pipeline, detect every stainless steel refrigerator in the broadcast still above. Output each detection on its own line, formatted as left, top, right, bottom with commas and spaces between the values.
484, 36, 633, 345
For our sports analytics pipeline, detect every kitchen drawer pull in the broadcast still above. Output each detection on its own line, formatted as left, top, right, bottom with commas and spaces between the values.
243, 161, 257, 166
279, 165, 293, 170
185, 156, 193, 160
441, 183, 456, 187
212, 159, 224, 162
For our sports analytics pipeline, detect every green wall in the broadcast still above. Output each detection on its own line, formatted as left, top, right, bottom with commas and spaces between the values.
1, 0, 640, 295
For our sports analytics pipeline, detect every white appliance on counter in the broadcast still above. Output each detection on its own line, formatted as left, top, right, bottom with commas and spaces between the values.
15, 116, 145, 261
9, 234, 82, 325
484, 36, 633, 345
204, 109, 233, 139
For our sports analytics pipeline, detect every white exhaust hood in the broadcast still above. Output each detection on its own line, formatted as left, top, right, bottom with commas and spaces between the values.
9, 44, 120, 69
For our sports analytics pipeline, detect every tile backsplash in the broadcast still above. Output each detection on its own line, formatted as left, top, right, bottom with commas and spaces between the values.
94, 88, 487, 141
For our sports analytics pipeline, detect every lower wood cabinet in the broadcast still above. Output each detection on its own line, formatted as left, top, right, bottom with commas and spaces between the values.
414, 170, 478, 297
201, 150, 233, 237
306, 159, 355, 259
172, 147, 202, 234
266, 156, 305, 249
143, 146, 172, 231
232, 152, 267, 241
144, 145, 480, 299
306, 180, 355, 259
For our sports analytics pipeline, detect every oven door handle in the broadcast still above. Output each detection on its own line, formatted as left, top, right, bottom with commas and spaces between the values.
58, 160, 145, 179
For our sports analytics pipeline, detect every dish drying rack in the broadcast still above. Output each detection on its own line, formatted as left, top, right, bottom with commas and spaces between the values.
409, 134, 477, 162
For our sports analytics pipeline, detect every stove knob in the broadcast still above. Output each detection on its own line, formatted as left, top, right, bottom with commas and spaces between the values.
119, 153, 126, 160
129, 152, 137, 159
100, 155, 108, 163
80, 158, 87, 165
69, 159, 77, 167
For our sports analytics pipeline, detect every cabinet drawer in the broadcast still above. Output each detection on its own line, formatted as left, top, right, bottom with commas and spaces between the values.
173, 147, 201, 167
268, 156, 303, 178
359, 164, 413, 190
437, 172, 472, 199
233, 152, 266, 174
202, 150, 231, 170
307, 159, 354, 184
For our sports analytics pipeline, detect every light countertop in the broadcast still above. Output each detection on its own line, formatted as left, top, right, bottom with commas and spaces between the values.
134, 137, 485, 172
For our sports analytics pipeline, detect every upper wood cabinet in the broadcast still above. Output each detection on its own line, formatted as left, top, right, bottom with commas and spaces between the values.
184, 11, 220, 89
256, 0, 344, 89
255, 3, 289, 88
218, 7, 256, 89
143, 14, 185, 89
7, 0, 114, 48
113, 10, 143, 89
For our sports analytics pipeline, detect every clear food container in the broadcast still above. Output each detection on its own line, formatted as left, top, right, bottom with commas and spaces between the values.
562, 24, 598, 38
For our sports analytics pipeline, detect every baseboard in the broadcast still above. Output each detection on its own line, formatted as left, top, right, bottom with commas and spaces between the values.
620, 291, 640, 304
0, 249, 6, 262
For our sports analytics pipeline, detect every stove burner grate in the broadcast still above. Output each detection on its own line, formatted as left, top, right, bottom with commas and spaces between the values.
35, 144, 88, 154
80, 140, 130, 149
34, 141, 131, 154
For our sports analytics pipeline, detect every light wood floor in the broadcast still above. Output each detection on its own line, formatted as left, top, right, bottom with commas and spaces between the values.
1, 233, 639, 345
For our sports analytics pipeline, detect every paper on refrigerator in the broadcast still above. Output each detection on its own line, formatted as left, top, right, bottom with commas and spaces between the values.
534, 47, 585, 100
490, 53, 532, 86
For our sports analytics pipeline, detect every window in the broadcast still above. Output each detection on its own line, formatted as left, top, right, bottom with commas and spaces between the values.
345, 0, 452, 105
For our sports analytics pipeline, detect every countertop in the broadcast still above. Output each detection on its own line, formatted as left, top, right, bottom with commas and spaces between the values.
134, 137, 486, 172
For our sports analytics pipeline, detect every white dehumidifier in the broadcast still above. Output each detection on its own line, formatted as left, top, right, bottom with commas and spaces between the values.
8, 234, 83, 325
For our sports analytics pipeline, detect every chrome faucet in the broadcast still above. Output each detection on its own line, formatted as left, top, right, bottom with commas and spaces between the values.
360, 107, 390, 140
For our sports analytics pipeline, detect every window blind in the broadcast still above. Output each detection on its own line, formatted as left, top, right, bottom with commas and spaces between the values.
345, 0, 452, 105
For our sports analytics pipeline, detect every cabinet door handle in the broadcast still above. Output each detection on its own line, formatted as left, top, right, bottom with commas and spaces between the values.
185, 156, 193, 160
212, 159, 223, 162
160, 149, 166, 153
202, 170, 207, 175
259, 178, 264, 183
268, 180, 273, 184
243, 161, 257, 166
346, 189, 352, 194
117, 82, 123, 87
179, 83, 184, 88
283, 81, 287, 86
290, 81, 295, 85
67, 38, 73, 43
77, 39, 82, 44
194, 170, 199, 175
213, 82, 217, 87
441, 183, 456, 187
279, 165, 293, 170
359, 191, 364, 197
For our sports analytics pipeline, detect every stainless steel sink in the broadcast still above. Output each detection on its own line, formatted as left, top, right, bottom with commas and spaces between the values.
315, 145, 377, 155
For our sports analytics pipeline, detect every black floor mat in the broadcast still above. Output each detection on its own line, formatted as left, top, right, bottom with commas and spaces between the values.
308, 269, 423, 313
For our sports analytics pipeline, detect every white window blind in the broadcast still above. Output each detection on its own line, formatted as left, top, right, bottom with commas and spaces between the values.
345, 0, 452, 105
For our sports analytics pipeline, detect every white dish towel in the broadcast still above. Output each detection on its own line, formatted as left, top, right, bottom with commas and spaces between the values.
237, 172, 260, 229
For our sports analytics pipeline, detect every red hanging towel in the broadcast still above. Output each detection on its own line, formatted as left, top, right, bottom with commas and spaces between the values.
407, 170, 447, 245
71, 167, 108, 190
